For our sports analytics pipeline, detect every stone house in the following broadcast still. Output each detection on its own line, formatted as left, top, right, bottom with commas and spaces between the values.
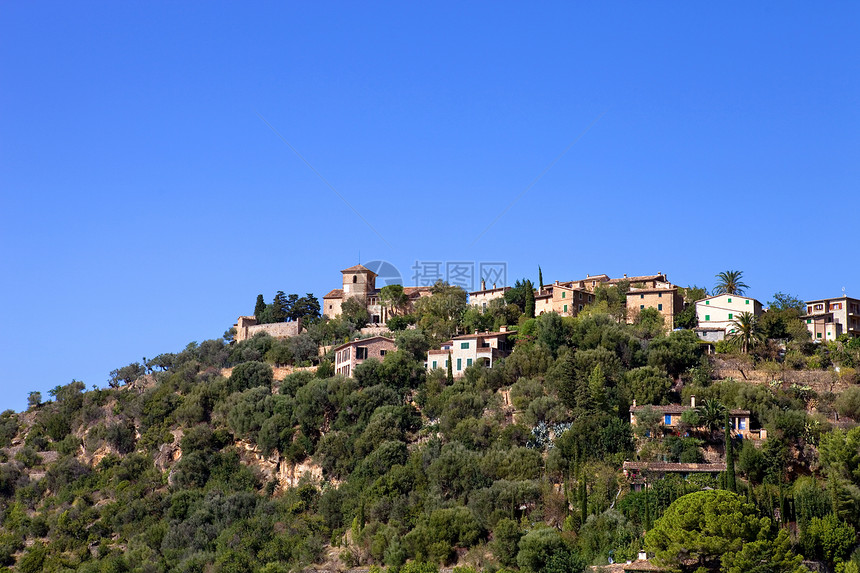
625, 284, 684, 332
332, 336, 397, 378
694, 293, 763, 341
426, 327, 512, 377
322, 265, 432, 325
534, 281, 594, 317
803, 296, 860, 341
468, 280, 510, 312
628, 396, 763, 440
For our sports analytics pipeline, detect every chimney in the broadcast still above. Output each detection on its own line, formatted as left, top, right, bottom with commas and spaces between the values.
554, 280, 559, 285
586, 274, 590, 278
623, 273, 627, 278
632, 399, 637, 407
638, 551, 647, 561
690, 395, 696, 408
481, 279, 486, 290
500, 325, 508, 332
493, 282, 496, 289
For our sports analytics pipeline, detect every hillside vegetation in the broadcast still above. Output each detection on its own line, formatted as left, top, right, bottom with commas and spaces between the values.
2, 282, 860, 573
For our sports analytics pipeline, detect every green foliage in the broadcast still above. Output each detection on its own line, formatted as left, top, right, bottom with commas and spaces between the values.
714, 270, 749, 296
516, 527, 568, 573
228, 361, 273, 393
802, 513, 855, 565
645, 490, 766, 570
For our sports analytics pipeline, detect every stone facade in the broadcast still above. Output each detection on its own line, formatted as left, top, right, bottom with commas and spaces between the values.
628, 396, 764, 440
333, 336, 397, 377
626, 285, 684, 332
469, 280, 510, 311
323, 265, 433, 325
234, 316, 302, 343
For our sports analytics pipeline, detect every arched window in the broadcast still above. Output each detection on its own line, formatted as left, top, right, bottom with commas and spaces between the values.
352, 276, 358, 283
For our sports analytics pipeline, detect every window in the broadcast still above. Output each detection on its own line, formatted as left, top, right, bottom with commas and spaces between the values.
579, 292, 583, 300
379, 350, 387, 356
727, 298, 732, 303
432, 361, 437, 369
457, 358, 462, 370
664, 414, 672, 425
482, 302, 487, 311
817, 333, 822, 339
706, 300, 710, 305
640, 294, 644, 299
728, 313, 733, 320
745, 299, 750, 305
739, 418, 746, 430
352, 276, 358, 283
563, 304, 568, 313
562, 291, 566, 298
467, 358, 472, 366
356, 347, 368, 360
579, 304, 583, 311
640, 305, 644, 310
461, 342, 469, 349
705, 314, 710, 321
588, 295, 593, 302
658, 292, 662, 298
658, 304, 663, 311
807, 319, 812, 324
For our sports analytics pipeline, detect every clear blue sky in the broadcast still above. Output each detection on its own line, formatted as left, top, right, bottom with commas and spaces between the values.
1, 2, 858, 412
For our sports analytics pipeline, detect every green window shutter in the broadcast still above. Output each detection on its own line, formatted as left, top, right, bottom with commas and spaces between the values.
457, 358, 462, 370
467, 358, 472, 366
563, 304, 567, 312
705, 314, 710, 321
807, 319, 811, 324
745, 299, 750, 305
460, 342, 469, 349
562, 291, 565, 298
817, 333, 822, 339
658, 304, 663, 311
706, 300, 710, 305
432, 361, 437, 369
728, 313, 733, 320
728, 298, 732, 303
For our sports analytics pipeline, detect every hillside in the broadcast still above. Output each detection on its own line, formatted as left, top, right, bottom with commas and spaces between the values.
2, 291, 860, 573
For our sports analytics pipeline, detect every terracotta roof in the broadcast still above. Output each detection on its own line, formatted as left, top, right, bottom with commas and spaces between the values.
695, 293, 759, 304
403, 286, 433, 297
323, 289, 344, 299
451, 330, 510, 340
623, 461, 727, 472
332, 336, 396, 352
607, 274, 666, 284
341, 264, 378, 275
626, 286, 677, 294
630, 404, 749, 416
469, 286, 510, 295
623, 560, 665, 572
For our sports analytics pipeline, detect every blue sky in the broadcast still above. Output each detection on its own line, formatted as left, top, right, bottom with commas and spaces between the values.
1, 2, 858, 412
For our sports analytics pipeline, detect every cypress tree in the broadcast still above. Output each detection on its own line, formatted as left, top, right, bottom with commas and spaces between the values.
538, 266, 544, 289
524, 280, 536, 318
644, 480, 652, 530
254, 294, 266, 320
447, 351, 454, 384
580, 473, 588, 525
725, 409, 736, 492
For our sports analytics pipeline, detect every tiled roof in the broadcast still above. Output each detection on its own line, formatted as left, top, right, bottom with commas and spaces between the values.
323, 289, 344, 299
607, 274, 666, 284
332, 336, 396, 352
341, 264, 377, 275
623, 461, 727, 472
630, 404, 749, 416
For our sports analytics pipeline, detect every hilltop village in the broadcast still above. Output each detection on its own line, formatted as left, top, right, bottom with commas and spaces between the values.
2, 263, 860, 572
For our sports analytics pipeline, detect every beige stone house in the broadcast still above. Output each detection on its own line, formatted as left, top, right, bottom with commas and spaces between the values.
626, 285, 684, 332
803, 296, 860, 341
322, 265, 432, 325
426, 327, 512, 377
469, 280, 510, 311
694, 293, 763, 340
333, 335, 397, 377
534, 281, 594, 317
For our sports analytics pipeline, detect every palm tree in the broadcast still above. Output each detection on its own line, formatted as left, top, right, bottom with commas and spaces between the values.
695, 399, 727, 440
713, 270, 749, 296
730, 311, 762, 354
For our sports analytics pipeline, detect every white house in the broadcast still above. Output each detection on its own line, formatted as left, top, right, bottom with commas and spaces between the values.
695, 293, 763, 340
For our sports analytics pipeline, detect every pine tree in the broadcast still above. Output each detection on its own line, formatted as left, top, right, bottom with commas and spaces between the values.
725, 409, 736, 492
254, 294, 266, 321
272, 291, 288, 322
